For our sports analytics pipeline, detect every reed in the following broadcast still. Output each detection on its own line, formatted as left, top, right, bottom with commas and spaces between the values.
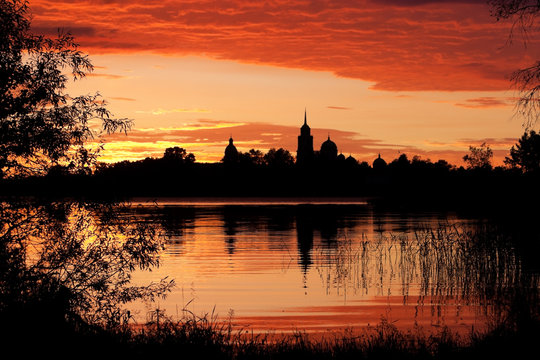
97, 306, 538, 359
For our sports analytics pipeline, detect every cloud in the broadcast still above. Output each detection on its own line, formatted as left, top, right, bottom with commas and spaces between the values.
86, 73, 127, 80
135, 108, 211, 115
28, 0, 539, 91
109, 96, 136, 101
30, 25, 96, 37
456, 137, 517, 148
327, 106, 352, 110
377, 0, 487, 5
454, 96, 514, 109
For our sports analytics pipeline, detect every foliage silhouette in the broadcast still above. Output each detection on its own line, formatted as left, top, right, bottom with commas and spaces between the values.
0, 0, 131, 178
3, 143, 539, 212
238, 149, 265, 167
264, 147, 295, 168
463, 142, 493, 170
163, 146, 196, 164
0, 200, 174, 353
489, 0, 540, 128
505, 130, 540, 172
0, 2, 173, 342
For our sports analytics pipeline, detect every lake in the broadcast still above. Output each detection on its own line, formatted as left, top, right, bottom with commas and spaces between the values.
123, 198, 535, 335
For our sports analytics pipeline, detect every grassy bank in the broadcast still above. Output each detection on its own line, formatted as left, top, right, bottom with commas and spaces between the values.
3, 308, 538, 360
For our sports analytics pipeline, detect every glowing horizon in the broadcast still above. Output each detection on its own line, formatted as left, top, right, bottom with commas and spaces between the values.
27, 0, 540, 166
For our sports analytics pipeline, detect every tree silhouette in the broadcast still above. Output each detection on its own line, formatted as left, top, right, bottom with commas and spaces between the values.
390, 153, 411, 170
0, 1, 173, 344
463, 142, 494, 170
488, 0, 540, 128
505, 130, 540, 172
239, 149, 265, 167
0, 202, 174, 332
0, 0, 131, 178
163, 146, 195, 164
264, 147, 295, 168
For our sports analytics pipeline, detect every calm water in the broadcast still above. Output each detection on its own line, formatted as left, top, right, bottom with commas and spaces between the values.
123, 198, 533, 334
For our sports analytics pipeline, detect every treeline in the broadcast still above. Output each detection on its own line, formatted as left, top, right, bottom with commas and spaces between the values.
0, 130, 538, 209
1, 134, 539, 212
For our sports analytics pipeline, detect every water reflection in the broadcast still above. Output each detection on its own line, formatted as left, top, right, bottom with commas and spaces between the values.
122, 202, 538, 333
296, 211, 314, 277
222, 208, 238, 255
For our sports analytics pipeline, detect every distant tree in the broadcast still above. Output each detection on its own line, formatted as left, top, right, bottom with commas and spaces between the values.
463, 143, 493, 170
163, 147, 195, 164
434, 159, 453, 172
264, 148, 295, 168
0, 0, 131, 178
390, 153, 411, 170
239, 149, 265, 167
358, 161, 371, 171
412, 155, 430, 165
505, 130, 540, 172
409, 156, 433, 173
488, 0, 540, 128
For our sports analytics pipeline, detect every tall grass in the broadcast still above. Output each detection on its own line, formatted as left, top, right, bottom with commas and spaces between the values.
315, 223, 538, 324
78, 305, 537, 359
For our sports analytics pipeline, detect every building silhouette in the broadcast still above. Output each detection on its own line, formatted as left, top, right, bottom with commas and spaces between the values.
296, 110, 342, 165
296, 109, 314, 165
320, 135, 338, 162
222, 111, 385, 167
223, 136, 239, 164
373, 153, 387, 170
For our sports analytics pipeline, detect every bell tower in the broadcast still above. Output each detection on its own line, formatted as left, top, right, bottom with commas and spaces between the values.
296, 109, 314, 164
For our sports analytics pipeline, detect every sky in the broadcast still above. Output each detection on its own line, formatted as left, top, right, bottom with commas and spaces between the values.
28, 0, 540, 165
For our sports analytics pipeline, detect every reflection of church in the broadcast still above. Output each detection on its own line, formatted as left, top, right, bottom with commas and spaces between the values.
297, 110, 339, 164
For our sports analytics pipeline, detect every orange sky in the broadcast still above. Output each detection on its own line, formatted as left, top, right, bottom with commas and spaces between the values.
28, 0, 540, 165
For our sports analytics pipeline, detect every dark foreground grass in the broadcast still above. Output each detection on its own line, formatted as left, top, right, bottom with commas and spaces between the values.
3, 309, 538, 360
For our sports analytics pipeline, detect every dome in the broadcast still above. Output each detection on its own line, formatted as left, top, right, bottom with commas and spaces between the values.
224, 137, 238, 163
346, 155, 357, 165
320, 136, 338, 161
372, 154, 387, 169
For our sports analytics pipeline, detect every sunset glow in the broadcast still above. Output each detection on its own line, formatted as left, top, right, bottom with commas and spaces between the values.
28, 0, 540, 165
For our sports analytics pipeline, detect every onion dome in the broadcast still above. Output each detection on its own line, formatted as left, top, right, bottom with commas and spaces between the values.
372, 153, 387, 169
346, 155, 357, 165
224, 137, 239, 163
320, 135, 338, 160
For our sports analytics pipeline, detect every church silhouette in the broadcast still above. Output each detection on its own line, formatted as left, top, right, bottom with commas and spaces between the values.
223, 110, 385, 167
297, 109, 341, 165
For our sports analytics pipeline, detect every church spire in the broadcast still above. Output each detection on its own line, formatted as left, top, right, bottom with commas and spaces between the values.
297, 108, 314, 164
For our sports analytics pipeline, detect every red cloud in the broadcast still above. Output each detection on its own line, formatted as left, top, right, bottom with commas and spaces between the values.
327, 106, 352, 110
86, 73, 127, 80
28, 0, 539, 91
454, 96, 514, 108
